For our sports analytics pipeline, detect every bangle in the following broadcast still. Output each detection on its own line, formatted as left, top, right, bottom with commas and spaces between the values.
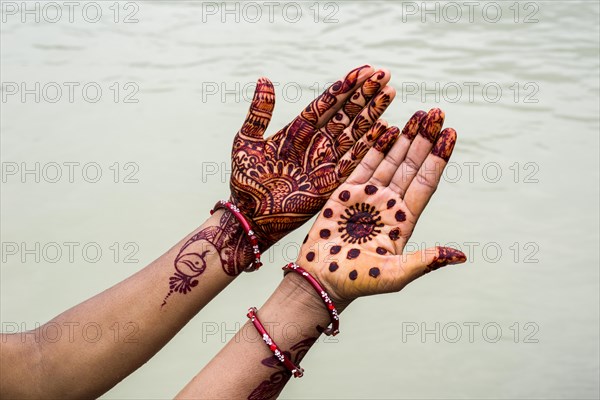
282, 263, 340, 336
210, 200, 262, 272
246, 307, 304, 378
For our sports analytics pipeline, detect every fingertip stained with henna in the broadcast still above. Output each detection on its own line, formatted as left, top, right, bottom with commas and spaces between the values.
431, 128, 457, 162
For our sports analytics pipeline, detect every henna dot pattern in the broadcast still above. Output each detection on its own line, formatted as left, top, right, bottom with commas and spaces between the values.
339, 190, 351, 202
320, 229, 331, 239
395, 210, 406, 222
306, 251, 315, 261
329, 262, 339, 272
338, 203, 383, 244
323, 208, 333, 218
389, 228, 401, 241
349, 270, 358, 280
347, 248, 361, 259
330, 245, 341, 255
387, 199, 396, 209
365, 185, 378, 195
369, 267, 380, 278
376, 247, 387, 255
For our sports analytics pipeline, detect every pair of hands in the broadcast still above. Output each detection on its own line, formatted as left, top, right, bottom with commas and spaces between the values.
230, 65, 465, 306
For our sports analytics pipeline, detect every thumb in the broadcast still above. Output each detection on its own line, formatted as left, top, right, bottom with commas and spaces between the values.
399, 246, 466, 282
238, 77, 275, 139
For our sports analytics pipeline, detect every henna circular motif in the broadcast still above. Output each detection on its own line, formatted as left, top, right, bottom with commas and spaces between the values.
376, 247, 387, 255
339, 190, 351, 202
389, 228, 401, 241
330, 245, 341, 255
323, 208, 333, 218
387, 199, 396, 209
329, 262, 339, 272
320, 229, 331, 239
306, 251, 315, 262
338, 203, 383, 244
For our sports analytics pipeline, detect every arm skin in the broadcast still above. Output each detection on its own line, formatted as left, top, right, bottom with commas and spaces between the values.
177, 110, 468, 399
176, 272, 335, 400
0, 209, 249, 399
0, 66, 396, 398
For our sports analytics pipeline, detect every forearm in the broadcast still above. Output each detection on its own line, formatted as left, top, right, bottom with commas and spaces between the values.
0, 209, 251, 399
177, 272, 347, 399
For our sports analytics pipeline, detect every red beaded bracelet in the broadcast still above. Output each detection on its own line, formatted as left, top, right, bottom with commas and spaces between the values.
210, 200, 262, 272
282, 263, 340, 336
247, 307, 304, 378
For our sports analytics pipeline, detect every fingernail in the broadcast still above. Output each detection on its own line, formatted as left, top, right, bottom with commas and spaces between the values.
419, 108, 445, 142
426, 247, 467, 272
374, 126, 400, 153
401, 110, 426, 140
432, 128, 457, 162
254, 77, 275, 94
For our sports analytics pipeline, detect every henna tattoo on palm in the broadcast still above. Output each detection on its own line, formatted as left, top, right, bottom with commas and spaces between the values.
301, 181, 465, 301
338, 202, 383, 244
296, 111, 467, 303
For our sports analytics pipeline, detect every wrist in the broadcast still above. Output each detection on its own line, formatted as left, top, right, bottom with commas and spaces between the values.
206, 209, 255, 275
266, 271, 350, 322
240, 269, 351, 380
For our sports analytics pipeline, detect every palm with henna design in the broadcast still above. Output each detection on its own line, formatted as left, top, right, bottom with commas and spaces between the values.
231, 66, 396, 252
296, 108, 467, 303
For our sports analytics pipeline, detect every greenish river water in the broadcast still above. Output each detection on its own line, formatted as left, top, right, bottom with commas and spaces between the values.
1, 1, 598, 398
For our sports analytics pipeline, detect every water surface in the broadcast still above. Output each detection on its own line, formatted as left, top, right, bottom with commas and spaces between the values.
1, 1, 599, 399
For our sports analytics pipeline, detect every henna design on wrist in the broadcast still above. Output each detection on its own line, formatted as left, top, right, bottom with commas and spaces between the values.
162, 211, 252, 307
248, 338, 316, 400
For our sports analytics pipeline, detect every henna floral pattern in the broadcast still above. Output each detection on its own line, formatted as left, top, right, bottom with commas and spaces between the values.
231, 67, 395, 248
164, 67, 395, 304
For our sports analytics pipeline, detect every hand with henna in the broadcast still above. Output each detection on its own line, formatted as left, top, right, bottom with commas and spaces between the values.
230, 65, 396, 254
295, 108, 467, 305
174, 110, 467, 400
165, 67, 395, 303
